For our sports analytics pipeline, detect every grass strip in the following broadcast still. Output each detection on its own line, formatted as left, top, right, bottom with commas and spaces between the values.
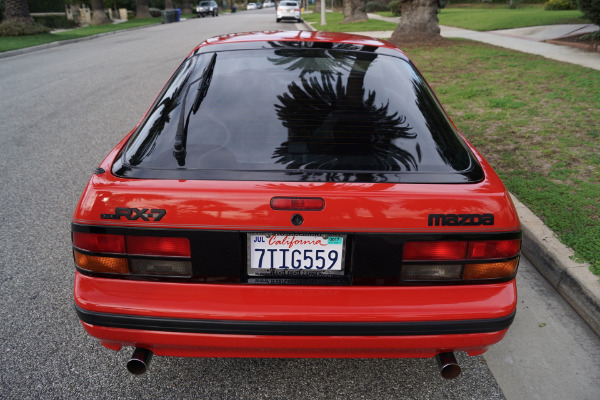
437, 5, 588, 31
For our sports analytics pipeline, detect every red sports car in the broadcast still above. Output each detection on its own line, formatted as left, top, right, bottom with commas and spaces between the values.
72, 31, 521, 379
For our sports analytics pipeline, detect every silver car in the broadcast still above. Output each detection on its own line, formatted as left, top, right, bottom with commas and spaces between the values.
276, 0, 302, 23
196, 0, 218, 17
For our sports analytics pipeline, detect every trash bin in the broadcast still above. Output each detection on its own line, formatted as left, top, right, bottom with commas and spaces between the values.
161, 10, 179, 23
232, 6, 237, 12
175, 8, 181, 21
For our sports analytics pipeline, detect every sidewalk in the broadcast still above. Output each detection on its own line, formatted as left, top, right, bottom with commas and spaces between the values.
308, 15, 600, 336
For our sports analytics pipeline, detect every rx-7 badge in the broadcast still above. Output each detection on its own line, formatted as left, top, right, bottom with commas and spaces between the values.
101, 207, 166, 221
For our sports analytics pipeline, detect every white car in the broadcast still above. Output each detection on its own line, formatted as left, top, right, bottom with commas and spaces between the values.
263, 1, 275, 7
247, 2, 257, 9
277, 0, 301, 23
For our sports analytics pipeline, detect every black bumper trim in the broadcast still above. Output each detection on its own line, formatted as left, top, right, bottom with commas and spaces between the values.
75, 305, 515, 336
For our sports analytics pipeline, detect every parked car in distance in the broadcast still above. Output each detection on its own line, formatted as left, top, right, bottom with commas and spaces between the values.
247, 2, 258, 10
196, 0, 218, 17
276, 0, 301, 22
72, 30, 521, 379
256, 1, 263, 8
263, 1, 275, 7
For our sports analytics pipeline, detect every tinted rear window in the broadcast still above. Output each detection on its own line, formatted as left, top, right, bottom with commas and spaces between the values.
114, 45, 483, 183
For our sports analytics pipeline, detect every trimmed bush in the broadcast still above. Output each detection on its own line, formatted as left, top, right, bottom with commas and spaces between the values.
577, 0, 600, 25
544, 0, 577, 9
0, 20, 51, 36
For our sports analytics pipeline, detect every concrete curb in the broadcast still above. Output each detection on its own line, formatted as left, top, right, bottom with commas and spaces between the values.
511, 195, 600, 337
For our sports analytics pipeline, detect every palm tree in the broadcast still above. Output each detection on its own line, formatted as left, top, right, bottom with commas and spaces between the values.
390, 0, 442, 43
2, 0, 34, 24
91, 0, 111, 25
136, 0, 153, 18
342, 0, 367, 23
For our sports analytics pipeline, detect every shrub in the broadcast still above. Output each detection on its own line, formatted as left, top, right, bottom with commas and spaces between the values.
32, 14, 78, 29
544, 0, 577, 9
388, 0, 400, 16
0, 20, 51, 36
577, 0, 600, 25
366, 1, 389, 12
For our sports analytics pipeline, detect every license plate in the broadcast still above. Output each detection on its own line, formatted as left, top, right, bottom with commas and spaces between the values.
248, 233, 345, 277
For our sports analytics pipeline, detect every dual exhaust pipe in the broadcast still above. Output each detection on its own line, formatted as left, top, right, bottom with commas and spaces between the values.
127, 348, 153, 375
126, 347, 461, 379
435, 352, 462, 379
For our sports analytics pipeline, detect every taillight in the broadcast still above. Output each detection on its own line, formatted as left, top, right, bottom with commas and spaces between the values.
72, 232, 192, 277
402, 239, 520, 282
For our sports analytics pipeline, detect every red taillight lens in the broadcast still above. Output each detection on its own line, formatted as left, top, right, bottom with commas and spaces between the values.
72, 232, 126, 254
467, 239, 521, 259
271, 197, 325, 211
126, 236, 190, 257
403, 241, 468, 261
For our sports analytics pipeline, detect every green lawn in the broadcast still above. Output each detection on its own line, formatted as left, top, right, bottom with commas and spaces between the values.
437, 4, 588, 31
0, 18, 160, 53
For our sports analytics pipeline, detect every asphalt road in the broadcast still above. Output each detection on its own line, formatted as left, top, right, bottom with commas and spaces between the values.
1, 9, 598, 399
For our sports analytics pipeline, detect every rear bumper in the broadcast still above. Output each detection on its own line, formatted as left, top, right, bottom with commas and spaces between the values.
74, 272, 516, 358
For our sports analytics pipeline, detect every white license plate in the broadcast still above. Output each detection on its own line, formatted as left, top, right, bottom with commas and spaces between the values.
248, 233, 345, 277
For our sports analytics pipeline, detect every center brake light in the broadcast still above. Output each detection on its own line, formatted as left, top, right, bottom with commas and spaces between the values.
72, 232, 192, 277
271, 197, 325, 211
402, 239, 520, 282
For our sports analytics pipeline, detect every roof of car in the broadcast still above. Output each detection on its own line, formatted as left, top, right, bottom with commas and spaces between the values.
194, 31, 402, 54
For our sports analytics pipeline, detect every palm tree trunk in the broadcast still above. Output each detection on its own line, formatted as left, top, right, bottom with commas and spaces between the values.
3, 0, 34, 24
390, 0, 441, 43
91, 0, 111, 25
136, 0, 153, 18
341, 0, 367, 24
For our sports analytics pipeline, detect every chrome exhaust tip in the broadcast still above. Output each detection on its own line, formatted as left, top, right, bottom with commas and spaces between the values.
435, 352, 461, 379
127, 348, 153, 375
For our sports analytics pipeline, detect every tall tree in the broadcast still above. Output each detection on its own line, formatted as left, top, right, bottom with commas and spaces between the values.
91, 0, 111, 25
136, 0, 153, 18
165, 0, 175, 10
3, 0, 34, 24
390, 0, 441, 43
342, 0, 367, 23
